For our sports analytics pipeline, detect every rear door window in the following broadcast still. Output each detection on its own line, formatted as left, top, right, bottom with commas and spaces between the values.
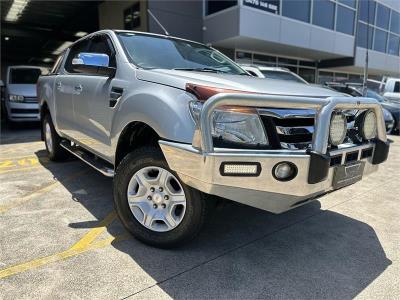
9, 68, 42, 84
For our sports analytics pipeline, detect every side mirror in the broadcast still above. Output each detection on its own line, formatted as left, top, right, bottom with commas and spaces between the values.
72, 52, 116, 77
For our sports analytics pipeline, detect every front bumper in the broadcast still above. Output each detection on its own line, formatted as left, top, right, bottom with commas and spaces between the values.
6, 101, 40, 122
160, 94, 389, 214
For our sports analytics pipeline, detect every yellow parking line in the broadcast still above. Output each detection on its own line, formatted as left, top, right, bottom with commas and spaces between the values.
0, 210, 130, 279
0, 169, 89, 214
69, 211, 117, 250
0, 233, 131, 279
0, 166, 41, 174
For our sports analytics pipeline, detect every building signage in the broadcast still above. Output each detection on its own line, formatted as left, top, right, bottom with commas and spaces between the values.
243, 0, 279, 14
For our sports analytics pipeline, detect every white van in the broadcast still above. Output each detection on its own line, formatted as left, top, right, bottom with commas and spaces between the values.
5, 66, 45, 123
382, 78, 400, 102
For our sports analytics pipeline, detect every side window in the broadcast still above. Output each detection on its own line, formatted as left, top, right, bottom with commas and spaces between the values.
88, 35, 116, 68
394, 82, 400, 93
65, 39, 90, 73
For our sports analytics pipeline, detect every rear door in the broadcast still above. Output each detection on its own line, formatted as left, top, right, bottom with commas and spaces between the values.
55, 39, 90, 137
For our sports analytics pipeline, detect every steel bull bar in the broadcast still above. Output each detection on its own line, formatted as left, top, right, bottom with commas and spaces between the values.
159, 94, 390, 213
198, 94, 389, 183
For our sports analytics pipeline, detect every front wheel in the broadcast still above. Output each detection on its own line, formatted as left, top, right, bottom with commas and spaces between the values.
113, 147, 206, 248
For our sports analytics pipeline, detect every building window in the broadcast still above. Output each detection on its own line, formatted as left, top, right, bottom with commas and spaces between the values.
298, 68, 315, 83
391, 11, 400, 35
282, 0, 311, 23
336, 5, 355, 35
388, 34, 400, 56
338, 0, 356, 9
124, 3, 140, 30
358, 0, 376, 23
357, 22, 374, 49
205, 0, 237, 16
312, 0, 335, 30
253, 53, 277, 66
375, 3, 390, 30
373, 28, 388, 53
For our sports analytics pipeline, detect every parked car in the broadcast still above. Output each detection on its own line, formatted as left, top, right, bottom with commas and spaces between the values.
37, 30, 390, 248
381, 77, 400, 102
326, 82, 398, 134
4, 65, 45, 123
241, 65, 308, 84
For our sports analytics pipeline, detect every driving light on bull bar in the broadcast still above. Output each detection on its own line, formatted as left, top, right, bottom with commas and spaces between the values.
361, 110, 377, 140
220, 162, 261, 176
273, 162, 297, 181
329, 112, 347, 146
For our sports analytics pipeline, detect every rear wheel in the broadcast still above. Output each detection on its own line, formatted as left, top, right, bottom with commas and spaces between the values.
43, 113, 68, 161
114, 147, 206, 248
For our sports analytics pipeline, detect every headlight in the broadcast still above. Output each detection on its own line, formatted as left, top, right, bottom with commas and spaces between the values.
329, 112, 347, 146
9, 95, 24, 102
361, 110, 377, 140
189, 101, 268, 146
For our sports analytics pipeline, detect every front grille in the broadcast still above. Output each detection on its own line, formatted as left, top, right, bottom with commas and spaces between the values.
260, 111, 315, 150
259, 109, 362, 150
24, 97, 38, 103
10, 108, 39, 114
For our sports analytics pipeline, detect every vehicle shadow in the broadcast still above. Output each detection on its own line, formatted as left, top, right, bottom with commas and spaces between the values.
35, 150, 392, 299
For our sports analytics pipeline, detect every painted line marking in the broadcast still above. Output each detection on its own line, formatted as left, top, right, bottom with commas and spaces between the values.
0, 211, 131, 279
0, 169, 89, 214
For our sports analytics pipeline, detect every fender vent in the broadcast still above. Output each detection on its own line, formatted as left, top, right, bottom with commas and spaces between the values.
110, 87, 123, 107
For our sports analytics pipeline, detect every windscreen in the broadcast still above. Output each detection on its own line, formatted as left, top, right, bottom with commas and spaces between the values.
260, 70, 305, 83
10, 68, 42, 84
117, 32, 246, 75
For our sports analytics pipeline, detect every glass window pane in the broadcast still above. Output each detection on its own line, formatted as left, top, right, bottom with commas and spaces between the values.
338, 0, 356, 9
253, 54, 277, 66
391, 11, 400, 35
278, 57, 297, 65
388, 34, 400, 56
376, 3, 390, 29
336, 5, 355, 35
373, 29, 388, 52
359, 0, 376, 23
312, 0, 335, 30
206, 0, 237, 15
357, 22, 374, 49
282, 0, 311, 23
298, 68, 316, 83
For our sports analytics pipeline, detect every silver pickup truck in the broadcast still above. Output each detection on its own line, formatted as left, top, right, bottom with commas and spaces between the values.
37, 30, 390, 248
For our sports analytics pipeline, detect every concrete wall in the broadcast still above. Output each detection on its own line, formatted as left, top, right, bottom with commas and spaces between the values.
147, 0, 203, 42
355, 47, 400, 76
98, 1, 148, 31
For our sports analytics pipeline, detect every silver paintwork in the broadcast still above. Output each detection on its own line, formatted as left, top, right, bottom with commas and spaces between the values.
37, 30, 389, 214
127, 166, 186, 232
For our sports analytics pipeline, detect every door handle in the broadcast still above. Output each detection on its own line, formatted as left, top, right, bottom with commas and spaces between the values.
74, 84, 83, 93
56, 81, 62, 90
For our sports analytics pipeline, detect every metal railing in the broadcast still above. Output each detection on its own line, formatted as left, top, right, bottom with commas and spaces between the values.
198, 93, 387, 154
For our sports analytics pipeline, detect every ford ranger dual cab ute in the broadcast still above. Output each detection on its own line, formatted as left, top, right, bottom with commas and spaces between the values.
37, 30, 390, 248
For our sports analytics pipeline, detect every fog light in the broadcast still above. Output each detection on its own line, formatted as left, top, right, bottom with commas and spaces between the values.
361, 110, 377, 140
273, 162, 297, 181
329, 112, 347, 146
220, 162, 261, 176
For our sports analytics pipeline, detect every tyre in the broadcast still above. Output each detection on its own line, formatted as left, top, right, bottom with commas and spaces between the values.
42, 113, 68, 161
113, 147, 206, 248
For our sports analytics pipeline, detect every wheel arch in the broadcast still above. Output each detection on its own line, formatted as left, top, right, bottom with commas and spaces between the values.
115, 121, 161, 167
